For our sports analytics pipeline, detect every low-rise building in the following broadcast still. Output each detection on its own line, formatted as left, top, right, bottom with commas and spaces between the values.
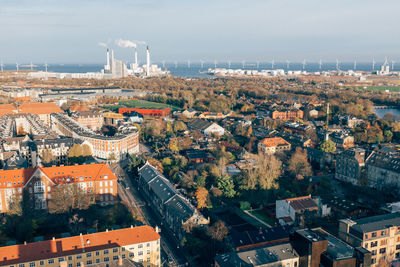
0, 163, 117, 213
271, 109, 303, 120
188, 119, 225, 136
118, 108, 170, 118
258, 137, 291, 154
276, 196, 320, 226
335, 148, 366, 185
0, 226, 160, 267
18, 102, 63, 126
339, 213, 400, 266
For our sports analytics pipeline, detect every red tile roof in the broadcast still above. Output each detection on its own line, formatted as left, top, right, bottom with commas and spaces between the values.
0, 164, 117, 189
18, 102, 62, 114
0, 226, 160, 266
260, 137, 290, 148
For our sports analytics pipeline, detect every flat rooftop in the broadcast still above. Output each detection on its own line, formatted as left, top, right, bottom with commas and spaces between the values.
351, 212, 400, 233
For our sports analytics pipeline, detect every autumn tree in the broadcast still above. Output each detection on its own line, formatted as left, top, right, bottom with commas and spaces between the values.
195, 187, 208, 209
168, 138, 179, 152
173, 120, 187, 132
48, 184, 90, 214
68, 144, 83, 158
245, 154, 282, 190
82, 144, 92, 157
207, 221, 229, 241
288, 147, 313, 179
41, 148, 55, 164
7, 191, 23, 216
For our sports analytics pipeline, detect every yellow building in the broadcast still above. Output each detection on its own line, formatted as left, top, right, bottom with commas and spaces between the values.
0, 226, 161, 267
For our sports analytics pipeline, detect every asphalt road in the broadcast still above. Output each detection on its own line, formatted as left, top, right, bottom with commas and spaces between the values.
113, 163, 190, 267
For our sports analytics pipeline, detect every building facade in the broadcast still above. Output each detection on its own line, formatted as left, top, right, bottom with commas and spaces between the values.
0, 226, 161, 267
335, 148, 366, 185
258, 137, 291, 154
339, 213, 400, 266
272, 109, 303, 120
51, 113, 139, 160
0, 163, 117, 213
366, 149, 400, 189
71, 111, 103, 131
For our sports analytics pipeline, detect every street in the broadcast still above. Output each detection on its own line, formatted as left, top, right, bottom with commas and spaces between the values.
112, 163, 190, 267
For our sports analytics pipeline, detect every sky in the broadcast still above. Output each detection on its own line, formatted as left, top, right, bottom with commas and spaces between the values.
0, 0, 399, 64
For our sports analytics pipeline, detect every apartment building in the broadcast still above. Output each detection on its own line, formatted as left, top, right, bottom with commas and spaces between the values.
18, 102, 63, 126
271, 109, 303, 120
51, 113, 139, 160
335, 148, 366, 185
71, 111, 103, 131
276, 196, 320, 226
366, 148, 400, 189
0, 226, 161, 267
339, 213, 400, 266
0, 163, 117, 213
258, 137, 291, 154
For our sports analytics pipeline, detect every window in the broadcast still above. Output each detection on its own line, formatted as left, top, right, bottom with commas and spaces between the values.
29, 263, 35, 267
39, 261, 44, 266
110, 181, 113, 186
396, 244, 400, 250
113, 248, 118, 253
104, 249, 109, 254
122, 247, 126, 252
58, 257, 64, 262
371, 241, 378, 247
138, 244, 143, 248
372, 232, 377, 238
147, 250, 150, 254
372, 250, 377, 256
104, 257, 109, 262
139, 259, 143, 263
147, 243, 150, 247
380, 248, 386, 254
381, 230, 386, 236
77, 263, 81, 267
96, 251, 100, 256
100, 181, 103, 187
372, 258, 376, 264
86, 261, 92, 265
76, 255, 82, 259
68, 264, 72, 267
113, 256, 118, 260
365, 243, 368, 249
129, 253, 134, 258
122, 254, 126, 259
105, 181, 108, 186
138, 251, 143, 256
48, 260, 54, 264
34, 181, 45, 193
18, 264, 25, 267
147, 257, 150, 262
96, 259, 100, 263
87, 253, 92, 257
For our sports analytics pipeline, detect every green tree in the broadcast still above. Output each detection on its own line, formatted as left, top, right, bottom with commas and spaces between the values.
384, 130, 393, 142
320, 139, 336, 153
173, 120, 187, 132
216, 175, 236, 198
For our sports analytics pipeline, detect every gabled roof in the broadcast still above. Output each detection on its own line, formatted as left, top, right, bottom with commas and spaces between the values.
286, 196, 318, 211
0, 226, 159, 266
138, 163, 163, 183
188, 119, 212, 131
259, 137, 290, 148
148, 176, 176, 203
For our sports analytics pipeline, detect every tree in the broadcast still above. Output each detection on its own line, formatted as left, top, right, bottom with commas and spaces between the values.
384, 130, 393, 142
7, 190, 23, 216
207, 221, 228, 241
107, 152, 117, 162
173, 120, 187, 132
288, 147, 313, 179
245, 154, 282, 190
168, 138, 179, 152
68, 144, 83, 158
41, 148, 55, 164
216, 175, 236, 198
82, 144, 92, 157
195, 187, 208, 209
320, 139, 336, 153
48, 184, 90, 214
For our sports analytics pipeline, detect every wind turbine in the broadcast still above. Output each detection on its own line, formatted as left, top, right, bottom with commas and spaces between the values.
228, 60, 231, 68
392, 60, 395, 71
30, 61, 33, 70
0, 60, 4, 72
271, 58, 275, 69
44, 62, 48, 72
242, 60, 245, 68
256, 61, 259, 69
16, 62, 19, 72
174, 61, 178, 68
354, 59, 357, 70
336, 59, 340, 71
162, 60, 165, 69
200, 60, 204, 68
214, 60, 217, 68
187, 60, 190, 68
302, 59, 306, 70
319, 59, 322, 70
372, 58, 375, 71
286, 60, 290, 70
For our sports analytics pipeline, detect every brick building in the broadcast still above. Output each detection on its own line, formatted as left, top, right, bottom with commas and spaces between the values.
0, 226, 160, 267
272, 109, 303, 120
258, 137, 291, 154
0, 163, 117, 213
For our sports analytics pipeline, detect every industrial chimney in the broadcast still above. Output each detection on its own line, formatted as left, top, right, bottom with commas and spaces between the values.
134, 47, 138, 66
105, 49, 110, 71
146, 46, 150, 76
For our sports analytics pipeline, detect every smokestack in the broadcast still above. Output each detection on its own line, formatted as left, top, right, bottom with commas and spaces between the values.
146, 46, 150, 76
134, 47, 138, 66
106, 49, 110, 69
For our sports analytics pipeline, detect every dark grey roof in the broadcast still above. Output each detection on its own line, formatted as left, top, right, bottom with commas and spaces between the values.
215, 243, 298, 267
351, 213, 400, 233
230, 226, 292, 249
138, 164, 163, 183
366, 151, 400, 173
188, 119, 212, 131
165, 195, 195, 221
313, 229, 354, 260
148, 176, 176, 203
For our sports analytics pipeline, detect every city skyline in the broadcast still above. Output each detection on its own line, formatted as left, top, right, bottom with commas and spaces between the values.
0, 0, 399, 63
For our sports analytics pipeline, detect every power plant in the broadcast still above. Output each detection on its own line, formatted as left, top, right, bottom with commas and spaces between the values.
29, 41, 168, 79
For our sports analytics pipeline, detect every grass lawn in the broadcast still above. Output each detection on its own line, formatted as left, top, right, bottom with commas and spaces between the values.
119, 99, 181, 111
358, 86, 400, 93
249, 209, 278, 226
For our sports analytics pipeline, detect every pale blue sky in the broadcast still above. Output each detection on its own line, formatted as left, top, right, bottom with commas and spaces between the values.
0, 0, 399, 63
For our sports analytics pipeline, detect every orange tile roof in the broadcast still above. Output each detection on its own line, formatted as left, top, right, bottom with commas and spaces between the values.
18, 102, 62, 114
0, 226, 160, 266
0, 104, 17, 110
260, 137, 290, 148
0, 164, 117, 189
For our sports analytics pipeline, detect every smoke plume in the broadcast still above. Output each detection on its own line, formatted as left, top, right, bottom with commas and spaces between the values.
115, 39, 145, 48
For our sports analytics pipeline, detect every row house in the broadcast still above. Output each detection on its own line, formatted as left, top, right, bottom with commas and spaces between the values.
0, 163, 117, 213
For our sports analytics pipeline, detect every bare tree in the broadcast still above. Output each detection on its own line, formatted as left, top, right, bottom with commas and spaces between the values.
246, 154, 282, 190
207, 221, 229, 241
